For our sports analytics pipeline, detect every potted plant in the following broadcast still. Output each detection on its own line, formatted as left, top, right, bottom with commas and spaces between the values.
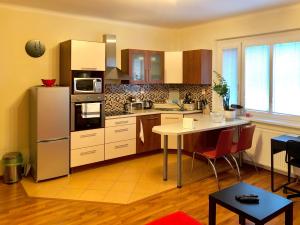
212, 71, 236, 120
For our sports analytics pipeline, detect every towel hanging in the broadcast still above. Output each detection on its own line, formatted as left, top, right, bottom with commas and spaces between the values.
139, 119, 144, 143
81, 103, 100, 118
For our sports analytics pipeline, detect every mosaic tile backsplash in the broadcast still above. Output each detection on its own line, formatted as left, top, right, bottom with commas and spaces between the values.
105, 84, 212, 112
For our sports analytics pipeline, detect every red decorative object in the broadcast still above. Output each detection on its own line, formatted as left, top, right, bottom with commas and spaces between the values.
146, 211, 203, 225
41, 79, 56, 87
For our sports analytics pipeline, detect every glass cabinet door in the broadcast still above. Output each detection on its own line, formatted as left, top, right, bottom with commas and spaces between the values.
149, 52, 163, 82
131, 52, 145, 82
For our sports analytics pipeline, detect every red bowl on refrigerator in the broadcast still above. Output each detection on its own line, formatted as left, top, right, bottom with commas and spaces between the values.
41, 79, 56, 87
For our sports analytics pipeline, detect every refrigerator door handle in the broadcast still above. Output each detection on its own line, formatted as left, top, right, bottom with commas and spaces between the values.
38, 137, 69, 143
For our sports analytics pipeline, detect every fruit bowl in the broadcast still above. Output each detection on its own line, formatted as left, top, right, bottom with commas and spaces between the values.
41, 79, 56, 87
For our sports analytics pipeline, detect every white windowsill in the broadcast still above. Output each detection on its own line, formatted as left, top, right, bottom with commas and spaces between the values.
240, 116, 300, 129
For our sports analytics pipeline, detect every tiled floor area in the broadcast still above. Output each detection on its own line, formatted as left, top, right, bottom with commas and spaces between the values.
22, 153, 229, 204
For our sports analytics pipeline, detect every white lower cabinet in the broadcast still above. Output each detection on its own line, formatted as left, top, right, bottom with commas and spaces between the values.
71, 145, 104, 168
105, 116, 137, 160
105, 124, 136, 143
105, 139, 136, 160
71, 128, 105, 168
71, 128, 104, 149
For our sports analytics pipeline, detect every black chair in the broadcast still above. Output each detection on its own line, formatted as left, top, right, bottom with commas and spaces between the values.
283, 140, 300, 199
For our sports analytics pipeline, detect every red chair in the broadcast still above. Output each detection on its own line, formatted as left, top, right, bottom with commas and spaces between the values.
191, 128, 239, 190
230, 125, 257, 178
145, 211, 203, 225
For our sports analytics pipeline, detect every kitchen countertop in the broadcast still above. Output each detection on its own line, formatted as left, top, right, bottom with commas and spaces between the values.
152, 115, 249, 136
105, 109, 202, 119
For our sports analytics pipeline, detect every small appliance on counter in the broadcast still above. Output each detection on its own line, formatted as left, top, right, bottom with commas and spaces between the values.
143, 100, 153, 109
196, 97, 209, 111
123, 102, 144, 112
123, 96, 144, 112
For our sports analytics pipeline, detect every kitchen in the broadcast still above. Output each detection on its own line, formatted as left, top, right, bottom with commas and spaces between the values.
1, 1, 300, 224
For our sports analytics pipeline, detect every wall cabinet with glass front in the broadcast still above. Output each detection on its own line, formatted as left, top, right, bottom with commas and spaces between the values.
121, 49, 164, 84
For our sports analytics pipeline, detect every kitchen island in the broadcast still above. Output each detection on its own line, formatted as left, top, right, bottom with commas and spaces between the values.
152, 115, 249, 188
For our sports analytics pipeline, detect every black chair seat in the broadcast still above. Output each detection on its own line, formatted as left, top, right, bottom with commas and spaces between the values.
290, 158, 300, 167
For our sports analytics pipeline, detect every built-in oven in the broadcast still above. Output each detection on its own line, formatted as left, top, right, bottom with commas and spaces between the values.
71, 94, 105, 131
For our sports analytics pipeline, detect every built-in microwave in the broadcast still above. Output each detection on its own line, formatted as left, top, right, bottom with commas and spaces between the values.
73, 78, 102, 94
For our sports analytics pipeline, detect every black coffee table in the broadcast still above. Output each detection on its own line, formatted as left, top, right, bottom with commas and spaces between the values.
209, 182, 293, 225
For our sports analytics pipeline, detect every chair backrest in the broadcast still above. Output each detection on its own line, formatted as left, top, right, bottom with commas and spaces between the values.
215, 128, 235, 157
286, 140, 300, 161
237, 125, 256, 151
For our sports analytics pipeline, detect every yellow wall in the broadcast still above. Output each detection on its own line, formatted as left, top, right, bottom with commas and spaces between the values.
1, 2, 300, 175
179, 3, 300, 50
0, 4, 177, 174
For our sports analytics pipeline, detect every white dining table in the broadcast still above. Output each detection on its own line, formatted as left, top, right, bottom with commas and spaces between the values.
152, 115, 249, 188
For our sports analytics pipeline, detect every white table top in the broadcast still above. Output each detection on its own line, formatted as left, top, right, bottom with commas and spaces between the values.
152, 115, 249, 136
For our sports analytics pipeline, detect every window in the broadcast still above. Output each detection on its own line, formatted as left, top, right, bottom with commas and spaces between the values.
218, 31, 300, 120
244, 45, 270, 111
222, 48, 238, 106
273, 42, 300, 116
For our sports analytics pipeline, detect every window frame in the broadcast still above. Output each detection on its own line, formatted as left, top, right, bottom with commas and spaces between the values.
216, 40, 242, 106
216, 30, 300, 123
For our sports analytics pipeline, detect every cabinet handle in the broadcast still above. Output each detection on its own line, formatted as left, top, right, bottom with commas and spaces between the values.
80, 133, 97, 138
115, 128, 128, 133
147, 117, 159, 120
81, 67, 98, 70
115, 121, 129, 125
115, 144, 129, 149
80, 150, 96, 156
165, 117, 179, 120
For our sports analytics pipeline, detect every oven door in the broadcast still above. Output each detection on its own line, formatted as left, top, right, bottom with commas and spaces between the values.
71, 101, 104, 131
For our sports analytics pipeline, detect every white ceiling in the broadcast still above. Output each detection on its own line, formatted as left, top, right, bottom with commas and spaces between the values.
1, 0, 300, 28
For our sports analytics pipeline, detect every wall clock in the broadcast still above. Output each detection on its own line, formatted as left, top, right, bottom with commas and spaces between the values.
25, 40, 46, 58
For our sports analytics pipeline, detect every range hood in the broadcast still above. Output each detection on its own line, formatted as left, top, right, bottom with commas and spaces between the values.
103, 34, 130, 84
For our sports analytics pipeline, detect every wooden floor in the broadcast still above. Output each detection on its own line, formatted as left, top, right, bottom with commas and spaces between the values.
0, 165, 299, 225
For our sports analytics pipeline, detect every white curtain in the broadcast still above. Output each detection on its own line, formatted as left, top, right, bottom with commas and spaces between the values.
273, 42, 300, 116
222, 48, 238, 106
244, 45, 270, 111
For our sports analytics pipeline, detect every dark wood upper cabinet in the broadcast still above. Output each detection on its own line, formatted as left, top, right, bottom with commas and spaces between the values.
136, 114, 161, 153
183, 49, 212, 85
121, 49, 164, 84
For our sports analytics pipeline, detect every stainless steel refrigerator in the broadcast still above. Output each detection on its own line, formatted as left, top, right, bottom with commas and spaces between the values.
30, 86, 70, 181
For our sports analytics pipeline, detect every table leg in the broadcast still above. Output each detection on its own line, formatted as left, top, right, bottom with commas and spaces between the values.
209, 196, 216, 225
288, 156, 291, 183
239, 216, 245, 225
177, 135, 182, 188
285, 204, 293, 225
271, 142, 275, 192
163, 135, 168, 181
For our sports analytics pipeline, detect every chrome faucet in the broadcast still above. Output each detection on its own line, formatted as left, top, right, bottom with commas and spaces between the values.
172, 99, 185, 111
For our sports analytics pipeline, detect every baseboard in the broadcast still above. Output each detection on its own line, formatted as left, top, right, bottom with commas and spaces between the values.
243, 159, 299, 178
